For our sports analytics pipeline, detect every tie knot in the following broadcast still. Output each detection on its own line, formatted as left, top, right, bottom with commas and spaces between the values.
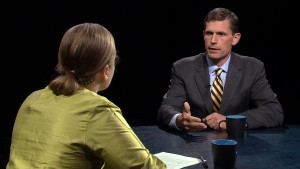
215, 68, 223, 76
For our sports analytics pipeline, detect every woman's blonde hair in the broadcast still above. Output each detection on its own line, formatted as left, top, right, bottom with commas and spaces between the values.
49, 23, 118, 96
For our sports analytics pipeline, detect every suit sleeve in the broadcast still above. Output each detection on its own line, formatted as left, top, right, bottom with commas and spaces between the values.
157, 63, 186, 129
241, 61, 284, 128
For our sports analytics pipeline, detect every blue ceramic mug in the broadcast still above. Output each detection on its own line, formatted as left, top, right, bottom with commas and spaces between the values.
219, 115, 247, 138
212, 139, 237, 169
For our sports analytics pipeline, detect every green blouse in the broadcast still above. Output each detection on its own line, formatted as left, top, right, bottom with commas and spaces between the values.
7, 86, 166, 169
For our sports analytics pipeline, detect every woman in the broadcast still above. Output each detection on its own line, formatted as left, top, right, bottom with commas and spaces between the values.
6, 23, 166, 169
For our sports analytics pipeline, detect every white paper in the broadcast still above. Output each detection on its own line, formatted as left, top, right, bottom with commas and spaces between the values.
154, 152, 203, 169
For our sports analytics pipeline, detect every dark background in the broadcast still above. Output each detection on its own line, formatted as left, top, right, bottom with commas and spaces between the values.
2, 0, 298, 168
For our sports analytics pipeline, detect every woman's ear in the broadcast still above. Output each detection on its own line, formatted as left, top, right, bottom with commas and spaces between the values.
102, 65, 110, 80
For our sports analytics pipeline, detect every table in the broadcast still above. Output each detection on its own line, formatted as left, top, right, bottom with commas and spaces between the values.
132, 125, 300, 169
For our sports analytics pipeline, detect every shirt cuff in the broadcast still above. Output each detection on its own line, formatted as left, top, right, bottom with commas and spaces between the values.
169, 113, 182, 130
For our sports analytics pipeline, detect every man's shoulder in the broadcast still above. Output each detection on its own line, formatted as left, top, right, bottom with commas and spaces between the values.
231, 52, 263, 65
174, 53, 205, 65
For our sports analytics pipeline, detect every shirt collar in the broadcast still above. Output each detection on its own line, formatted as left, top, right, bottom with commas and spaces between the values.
206, 53, 231, 75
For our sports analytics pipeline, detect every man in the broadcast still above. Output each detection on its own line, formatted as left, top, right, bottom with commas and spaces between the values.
157, 7, 284, 132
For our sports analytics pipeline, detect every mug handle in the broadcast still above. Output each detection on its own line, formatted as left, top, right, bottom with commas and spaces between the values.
218, 120, 226, 132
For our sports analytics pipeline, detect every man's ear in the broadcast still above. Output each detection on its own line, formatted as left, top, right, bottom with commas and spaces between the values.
232, 33, 241, 46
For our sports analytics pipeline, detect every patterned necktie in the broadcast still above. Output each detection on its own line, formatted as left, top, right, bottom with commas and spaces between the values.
211, 68, 223, 112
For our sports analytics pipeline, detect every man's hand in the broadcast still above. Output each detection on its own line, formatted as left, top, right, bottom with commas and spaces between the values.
203, 112, 226, 130
176, 102, 207, 132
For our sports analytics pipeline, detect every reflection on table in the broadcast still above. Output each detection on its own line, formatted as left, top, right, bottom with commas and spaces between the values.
132, 125, 300, 169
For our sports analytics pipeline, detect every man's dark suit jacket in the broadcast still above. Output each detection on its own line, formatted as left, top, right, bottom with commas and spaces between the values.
157, 52, 284, 129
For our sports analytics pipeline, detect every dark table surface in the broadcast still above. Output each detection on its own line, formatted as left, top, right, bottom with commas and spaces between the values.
132, 125, 300, 169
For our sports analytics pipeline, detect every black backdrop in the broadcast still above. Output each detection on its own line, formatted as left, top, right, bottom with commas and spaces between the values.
2, 0, 298, 167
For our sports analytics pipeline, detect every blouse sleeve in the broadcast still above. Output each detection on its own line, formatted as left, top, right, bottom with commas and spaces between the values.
85, 105, 166, 169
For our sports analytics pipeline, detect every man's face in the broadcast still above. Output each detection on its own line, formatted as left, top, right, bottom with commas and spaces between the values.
203, 20, 240, 66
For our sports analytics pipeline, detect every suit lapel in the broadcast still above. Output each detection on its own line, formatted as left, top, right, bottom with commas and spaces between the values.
193, 54, 213, 113
219, 53, 243, 115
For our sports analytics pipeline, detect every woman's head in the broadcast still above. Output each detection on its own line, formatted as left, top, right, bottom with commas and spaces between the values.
49, 23, 118, 95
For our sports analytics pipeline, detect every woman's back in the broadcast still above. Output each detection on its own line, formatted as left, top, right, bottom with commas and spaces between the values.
7, 87, 166, 169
